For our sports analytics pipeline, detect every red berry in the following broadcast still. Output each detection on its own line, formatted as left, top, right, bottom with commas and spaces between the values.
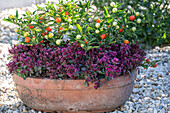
40, 40, 44, 43
65, 12, 69, 15
67, 16, 69, 19
100, 34, 106, 39
46, 27, 51, 32
122, 25, 124, 28
77, 43, 81, 48
40, 21, 43, 23
75, 5, 77, 8
119, 29, 123, 32
99, 41, 101, 43
41, 33, 45, 36
154, 64, 157, 68
84, 39, 87, 44
96, 18, 101, 23
29, 25, 33, 29
59, 7, 61, 10
106, 33, 109, 36
130, 15, 135, 21
146, 59, 150, 63
60, 27, 64, 30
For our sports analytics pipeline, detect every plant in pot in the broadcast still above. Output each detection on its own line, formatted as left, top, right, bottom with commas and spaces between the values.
4, 0, 158, 112
93, 0, 170, 47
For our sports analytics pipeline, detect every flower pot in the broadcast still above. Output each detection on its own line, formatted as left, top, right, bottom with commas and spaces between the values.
13, 70, 137, 113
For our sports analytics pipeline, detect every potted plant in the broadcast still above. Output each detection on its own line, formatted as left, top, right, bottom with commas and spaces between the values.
4, 0, 158, 112
93, 0, 170, 47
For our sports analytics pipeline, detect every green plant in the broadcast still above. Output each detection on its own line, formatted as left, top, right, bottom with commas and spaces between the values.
92, 0, 170, 47
4, 0, 91, 47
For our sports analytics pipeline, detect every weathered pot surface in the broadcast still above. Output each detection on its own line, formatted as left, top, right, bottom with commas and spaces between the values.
13, 70, 137, 113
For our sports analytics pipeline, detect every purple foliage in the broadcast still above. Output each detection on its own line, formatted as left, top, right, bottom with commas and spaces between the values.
7, 43, 146, 88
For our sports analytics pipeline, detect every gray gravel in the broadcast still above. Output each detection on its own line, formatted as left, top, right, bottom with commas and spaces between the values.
0, 5, 170, 113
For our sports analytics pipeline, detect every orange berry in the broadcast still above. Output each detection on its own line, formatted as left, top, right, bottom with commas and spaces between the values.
78, 43, 81, 46
84, 39, 87, 44
32, 36, 36, 38
124, 40, 129, 44
40, 40, 44, 43
40, 17, 43, 20
25, 37, 31, 43
96, 18, 101, 23
100, 34, 106, 39
41, 33, 45, 36
55, 17, 61, 23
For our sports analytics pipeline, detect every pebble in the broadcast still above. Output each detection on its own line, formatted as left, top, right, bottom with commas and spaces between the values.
153, 108, 157, 113
0, 3, 170, 113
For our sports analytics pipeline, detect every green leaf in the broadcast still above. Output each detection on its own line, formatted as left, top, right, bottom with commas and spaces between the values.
104, 6, 109, 17
87, 1, 90, 9
2, 19, 19, 26
36, 4, 43, 10
161, 32, 166, 39
86, 46, 100, 51
16, 10, 18, 18
76, 24, 82, 33
87, 27, 93, 31
7, 56, 13, 60
108, 18, 113, 23
33, 11, 36, 15
117, 3, 123, 8
17, 35, 20, 41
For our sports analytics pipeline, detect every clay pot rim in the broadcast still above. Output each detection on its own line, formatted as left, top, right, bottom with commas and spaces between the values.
13, 72, 131, 81
13, 74, 130, 82
13, 70, 137, 90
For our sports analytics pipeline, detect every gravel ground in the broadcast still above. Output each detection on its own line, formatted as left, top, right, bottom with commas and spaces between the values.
0, 5, 170, 113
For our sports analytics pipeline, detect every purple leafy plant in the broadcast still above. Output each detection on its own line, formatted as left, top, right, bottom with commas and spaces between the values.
7, 42, 146, 89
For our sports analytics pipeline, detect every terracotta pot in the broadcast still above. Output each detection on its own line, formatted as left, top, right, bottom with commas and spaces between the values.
13, 70, 137, 113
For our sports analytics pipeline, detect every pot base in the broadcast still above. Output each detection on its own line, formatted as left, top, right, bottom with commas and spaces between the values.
13, 71, 137, 112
